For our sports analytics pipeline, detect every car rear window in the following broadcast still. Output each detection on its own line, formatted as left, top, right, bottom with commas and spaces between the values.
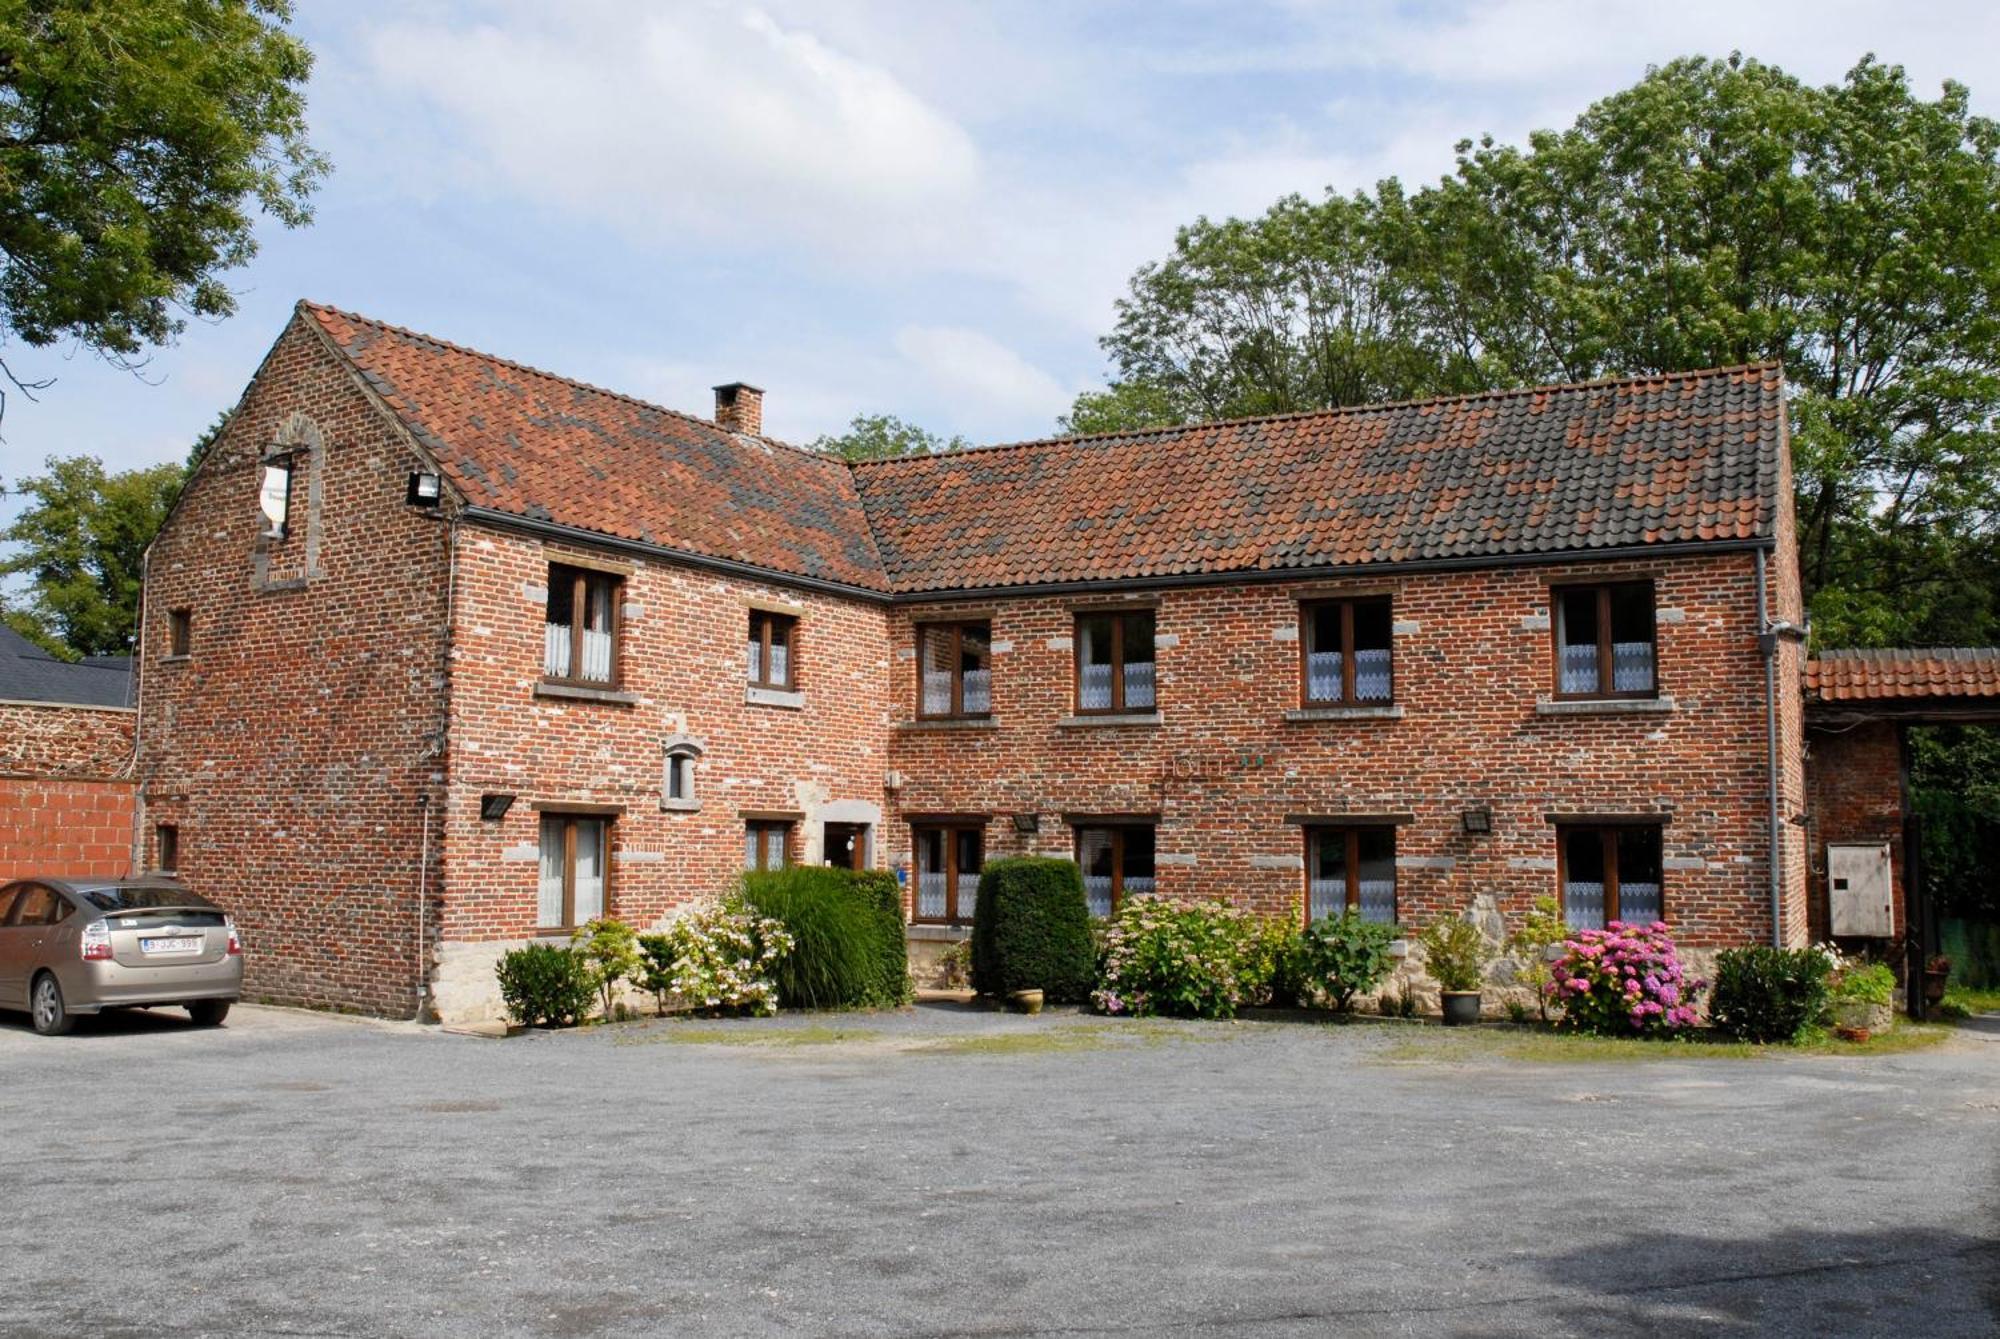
80, 886, 221, 914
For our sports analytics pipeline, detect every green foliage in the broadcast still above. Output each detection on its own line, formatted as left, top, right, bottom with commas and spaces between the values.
0, 1, 326, 380
1910, 726, 2000, 921
1829, 961, 1897, 1008
1418, 915, 1491, 993
1508, 896, 1570, 1022
849, 869, 914, 1007
1, 454, 186, 656
740, 866, 908, 1009
1710, 946, 1835, 1043
810, 413, 968, 461
1092, 896, 1263, 1020
637, 896, 793, 1017
937, 937, 973, 989
1236, 915, 1304, 1007
1294, 912, 1400, 1012
494, 943, 595, 1028
1058, 380, 1194, 437
570, 917, 641, 1021
970, 857, 1095, 1003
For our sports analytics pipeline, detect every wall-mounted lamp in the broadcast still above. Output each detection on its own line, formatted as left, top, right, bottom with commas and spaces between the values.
1012, 812, 1040, 834
1459, 807, 1493, 836
407, 471, 443, 507
479, 793, 516, 822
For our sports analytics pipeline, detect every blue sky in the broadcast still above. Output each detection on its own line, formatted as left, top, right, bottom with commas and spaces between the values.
3, 0, 1998, 499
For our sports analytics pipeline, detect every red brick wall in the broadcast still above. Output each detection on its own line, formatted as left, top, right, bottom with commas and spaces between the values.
136, 313, 451, 1016
0, 702, 136, 777
884, 551, 1781, 948
0, 779, 134, 881
1804, 720, 1906, 943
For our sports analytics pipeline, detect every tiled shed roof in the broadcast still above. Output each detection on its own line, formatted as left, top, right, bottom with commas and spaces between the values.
299, 304, 1785, 599
303, 303, 889, 592
1805, 649, 2000, 703
854, 365, 1783, 595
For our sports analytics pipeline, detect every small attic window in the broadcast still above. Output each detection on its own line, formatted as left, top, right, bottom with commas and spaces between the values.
259, 454, 295, 539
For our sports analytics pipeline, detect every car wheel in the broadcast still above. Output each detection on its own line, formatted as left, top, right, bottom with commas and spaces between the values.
187, 1000, 231, 1027
30, 973, 74, 1037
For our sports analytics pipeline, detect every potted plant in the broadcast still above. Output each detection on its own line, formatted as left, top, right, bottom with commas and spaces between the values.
1923, 954, 1952, 1007
1420, 915, 1491, 1026
1828, 959, 1897, 1040
1007, 988, 1045, 1015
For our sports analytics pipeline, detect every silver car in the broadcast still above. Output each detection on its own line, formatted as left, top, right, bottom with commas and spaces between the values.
0, 878, 243, 1036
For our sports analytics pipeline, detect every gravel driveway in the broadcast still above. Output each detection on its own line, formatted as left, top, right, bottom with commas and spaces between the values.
3, 1002, 1997, 1338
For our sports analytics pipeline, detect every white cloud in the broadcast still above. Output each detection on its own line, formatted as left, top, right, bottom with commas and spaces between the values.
891, 325, 1073, 425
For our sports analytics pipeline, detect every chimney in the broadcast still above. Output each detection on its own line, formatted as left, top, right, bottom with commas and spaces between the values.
713, 382, 764, 436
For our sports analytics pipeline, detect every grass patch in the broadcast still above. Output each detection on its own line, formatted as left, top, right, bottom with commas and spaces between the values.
911, 1026, 1123, 1056
1374, 1021, 1954, 1065
1936, 985, 2000, 1019
619, 1023, 877, 1048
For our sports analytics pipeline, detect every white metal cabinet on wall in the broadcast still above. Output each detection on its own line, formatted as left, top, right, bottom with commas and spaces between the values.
1827, 842, 1894, 938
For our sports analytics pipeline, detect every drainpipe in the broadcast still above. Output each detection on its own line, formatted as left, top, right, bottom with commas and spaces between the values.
416, 794, 431, 1020
125, 543, 151, 877
1756, 548, 1783, 948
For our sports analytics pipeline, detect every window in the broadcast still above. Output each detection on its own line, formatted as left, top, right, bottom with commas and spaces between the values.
1305, 826, 1397, 924
1076, 824, 1156, 917
918, 622, 992, 718
666, 751, 697, 803
1554, 582, 1656, 698
748, 611, 797, 691
1558, 824, 1664, 930
544, 565, 621, 686
745, 820, 792, 871
1302, 598, 1392, 704
259, 454, 294, 538
156, 824, 180, 874
9, 883, 67, 926
913, 823, 984, 922
537, 813, 608, 931
1075, 610, 1155, 714
167, 609, 191, 657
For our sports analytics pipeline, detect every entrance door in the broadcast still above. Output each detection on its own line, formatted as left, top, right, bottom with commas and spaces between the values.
823, 822, 870, 870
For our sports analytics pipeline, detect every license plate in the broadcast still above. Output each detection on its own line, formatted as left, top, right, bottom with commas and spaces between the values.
141, 936, 202, 954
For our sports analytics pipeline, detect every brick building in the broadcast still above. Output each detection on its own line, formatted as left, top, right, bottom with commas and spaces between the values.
140, 302, 1947, 1022
0, 626, 136, 882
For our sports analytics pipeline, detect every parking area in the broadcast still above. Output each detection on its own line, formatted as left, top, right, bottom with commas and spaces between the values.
3, 1003, 1998, 1338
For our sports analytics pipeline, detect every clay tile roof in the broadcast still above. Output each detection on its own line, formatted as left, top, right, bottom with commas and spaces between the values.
1805, 648, 2000, 703
302, 302, 889, 592
853, 364, 1784, 594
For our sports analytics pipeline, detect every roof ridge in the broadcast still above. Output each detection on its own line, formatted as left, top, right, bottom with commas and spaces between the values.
1815, 646, 2000, 661
297, 301, 844, 469
849, 361, 1786, 469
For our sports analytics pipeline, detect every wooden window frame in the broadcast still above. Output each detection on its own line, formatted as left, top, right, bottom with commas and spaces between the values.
260, 453, 295, 539
1299, 596, 1394, 705
1074, 823, 1155, 915
915, 621, 993, 720
167, 609, 192, 658
543, 563, 624, 689
745, 819, 793, 871
1073, 610, 1156, 715
537, 812, 612, 934
1555, 821, 1665, 927
1551, 581, 1658, 701
911, 821, 985, 924
1301, 824, 1397, 926
156, 823, 180, 874
748, 611, 799, 691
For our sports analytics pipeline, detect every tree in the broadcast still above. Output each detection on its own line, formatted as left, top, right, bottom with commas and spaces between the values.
811, 412, 968, 461
0, 0, 326, 409
0, 454, 185, 656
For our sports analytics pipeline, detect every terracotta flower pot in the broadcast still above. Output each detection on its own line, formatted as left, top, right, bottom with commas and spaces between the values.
1007, 988, 1044, 1015
1440, 991, 1481, 1026
1922, 969, 1950, 1005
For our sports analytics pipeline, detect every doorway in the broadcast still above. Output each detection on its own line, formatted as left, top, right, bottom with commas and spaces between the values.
823, 822, 871, 870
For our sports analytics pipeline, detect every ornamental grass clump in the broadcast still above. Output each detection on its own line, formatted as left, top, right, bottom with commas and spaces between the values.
1092, 896, 1260, 1019
742, 866, 910, 1009
1546, 921, 1702, 1037
638, 897, 794, 1017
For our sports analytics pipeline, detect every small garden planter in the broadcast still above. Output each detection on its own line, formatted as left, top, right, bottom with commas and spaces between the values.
1007, 988, 1045, 1015
1923, 959, 1951, 1007
1440, 991, 1482, 1026
1832, 999, 1893, 1035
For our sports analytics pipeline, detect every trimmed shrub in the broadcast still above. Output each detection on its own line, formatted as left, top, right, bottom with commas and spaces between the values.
970, 857, 1095, 1003
1296, 912, 1400, 1012
1548, 921, 1703, 1037
850, 869, 915, 1007
571, 917, 643, 1021
741, 866, 908, 1009
1709, 945, 1834, 1042
495, 943, 596, 1028
1093, 896, 1260, 1019
638, 897, 794, 1017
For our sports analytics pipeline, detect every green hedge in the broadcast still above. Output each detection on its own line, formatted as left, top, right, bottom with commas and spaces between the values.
741, 866, 909, 1009
1709, 946, 1833, 1043
970, 856, 1095, 1003
495, 943, 596, 1027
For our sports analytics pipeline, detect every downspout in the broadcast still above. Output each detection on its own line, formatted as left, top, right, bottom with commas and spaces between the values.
1756, 548, 1783, 948
124, 542, 151, 877
415, 515, 460, 1021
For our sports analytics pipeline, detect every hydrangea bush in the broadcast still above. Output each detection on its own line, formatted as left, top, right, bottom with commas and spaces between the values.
1093, 896, 1261, 1019
639, 898, 795, 1017
1545, 921, 1703, 1036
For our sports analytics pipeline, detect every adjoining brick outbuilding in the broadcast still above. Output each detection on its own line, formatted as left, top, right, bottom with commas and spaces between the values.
134, 302, 1975, 1022
0, 626, 136, 882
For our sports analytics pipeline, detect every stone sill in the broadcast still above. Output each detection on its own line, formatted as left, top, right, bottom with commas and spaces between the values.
1536, 696, 1676, 717
1284, 704, 1405, 723
158, 654, 191, 666
1056, 712, 1163, 729
746, 685, 805, 709
906, 923, 972, 942
893, 716, 1000, 732
660, 798, 702, 813
534, 681, 639, 706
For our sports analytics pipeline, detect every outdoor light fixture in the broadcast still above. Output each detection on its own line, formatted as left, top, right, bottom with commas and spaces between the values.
479, 793, 515, 822
1460, 807, 1493, 836
407, 471, 443, 507
1012, 811, 1040, 834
